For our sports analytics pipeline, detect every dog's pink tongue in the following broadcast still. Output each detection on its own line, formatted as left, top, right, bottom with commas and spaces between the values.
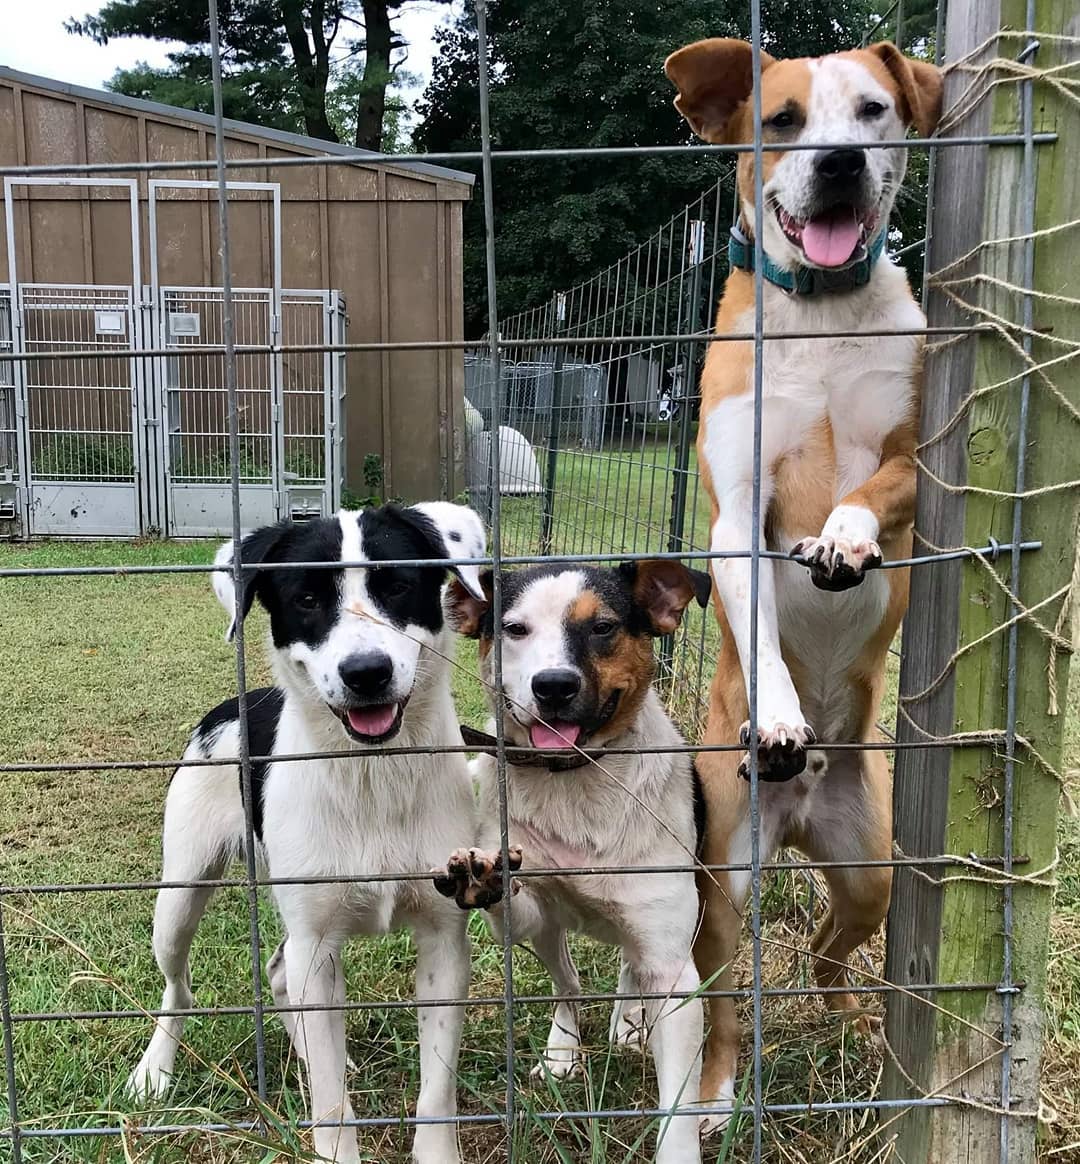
347, 704, 397, 737
801, 205, 861, 268
530, 721, 582, 749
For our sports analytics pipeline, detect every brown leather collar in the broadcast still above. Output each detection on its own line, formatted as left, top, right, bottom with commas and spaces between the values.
459, 724, 606, 772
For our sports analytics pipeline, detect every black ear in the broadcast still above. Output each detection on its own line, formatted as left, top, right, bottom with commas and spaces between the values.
212, 521, 290, 641
386, 501, 488, 599
688, 567, 712, 609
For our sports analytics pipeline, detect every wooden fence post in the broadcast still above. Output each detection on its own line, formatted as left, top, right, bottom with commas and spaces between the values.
883, 1, 1079, 1161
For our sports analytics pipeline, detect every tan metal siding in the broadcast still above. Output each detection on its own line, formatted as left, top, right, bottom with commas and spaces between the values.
0, 72, 471, 502
387, 199, 444, 500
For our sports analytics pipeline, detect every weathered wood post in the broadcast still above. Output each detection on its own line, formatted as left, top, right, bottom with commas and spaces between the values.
884, 1, 1079, 1161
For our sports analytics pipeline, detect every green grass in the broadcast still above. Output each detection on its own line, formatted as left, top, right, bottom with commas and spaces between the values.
0, 537, 721, 1163
0, 517, 1076, 1162
500, 433, 713, 562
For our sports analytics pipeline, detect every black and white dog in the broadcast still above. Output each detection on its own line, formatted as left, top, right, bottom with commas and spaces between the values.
127, 502, 486, 1164
436, 560, 710, 1164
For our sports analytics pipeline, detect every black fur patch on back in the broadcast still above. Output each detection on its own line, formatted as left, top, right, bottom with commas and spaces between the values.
193, 687, 285, 841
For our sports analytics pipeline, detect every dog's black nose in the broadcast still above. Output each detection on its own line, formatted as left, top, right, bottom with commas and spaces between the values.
815, 148, 866, 183
531, 668, 582, 707
339, 651, 394, 697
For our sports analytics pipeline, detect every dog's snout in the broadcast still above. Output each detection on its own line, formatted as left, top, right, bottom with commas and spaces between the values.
531, 668, 581, 707
815, 148, 866, 184
339, 651, 394, 697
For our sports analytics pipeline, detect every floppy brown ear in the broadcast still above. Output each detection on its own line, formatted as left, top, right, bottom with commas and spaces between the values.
621, 560, 711, 636
866, 42, 943, 139
446, 570, 493, 638
664, 38, 775, 143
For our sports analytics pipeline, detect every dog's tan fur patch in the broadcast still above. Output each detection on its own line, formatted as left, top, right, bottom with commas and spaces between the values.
583, 623, 655, 740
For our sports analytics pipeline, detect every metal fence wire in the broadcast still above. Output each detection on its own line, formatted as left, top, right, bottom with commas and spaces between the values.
0, 0, 1072, 1161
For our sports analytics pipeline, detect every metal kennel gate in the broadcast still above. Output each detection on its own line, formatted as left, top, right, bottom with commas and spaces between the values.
150, 285, 346, 537
1, 176, 346, 539
0, 288, 18, 525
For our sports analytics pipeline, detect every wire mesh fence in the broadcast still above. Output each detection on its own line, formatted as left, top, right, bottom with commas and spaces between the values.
1, 0, 1077, 1162
464, 179, 736, 733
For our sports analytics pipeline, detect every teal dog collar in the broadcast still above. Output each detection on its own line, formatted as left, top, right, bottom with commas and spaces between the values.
728, 221, 887, 296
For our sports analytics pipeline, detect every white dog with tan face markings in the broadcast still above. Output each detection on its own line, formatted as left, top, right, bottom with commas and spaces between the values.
435, 560, 712, 1164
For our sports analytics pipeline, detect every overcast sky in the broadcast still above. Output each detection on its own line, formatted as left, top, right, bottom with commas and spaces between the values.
3, 0, 448, 105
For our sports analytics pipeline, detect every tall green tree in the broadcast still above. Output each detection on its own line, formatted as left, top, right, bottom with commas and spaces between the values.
414, 0, 931, 336
891, 0, 940, 50
66, 0, 443, 149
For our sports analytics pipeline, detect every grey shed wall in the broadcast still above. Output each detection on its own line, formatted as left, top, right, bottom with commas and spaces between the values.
0, 68, 474, 503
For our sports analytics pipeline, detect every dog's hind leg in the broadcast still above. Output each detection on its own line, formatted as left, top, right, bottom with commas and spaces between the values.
478, 884, 584, 1081
692, 734, 761, 1139
608, 952, 646, 1051
795, 747, 892, 1030
127, 764, 236, 1100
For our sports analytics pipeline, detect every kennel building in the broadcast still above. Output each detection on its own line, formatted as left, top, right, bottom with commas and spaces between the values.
0, 67, 473, 537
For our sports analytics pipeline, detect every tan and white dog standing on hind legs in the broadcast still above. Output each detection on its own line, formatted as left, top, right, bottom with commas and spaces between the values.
663, 38, 942, 1131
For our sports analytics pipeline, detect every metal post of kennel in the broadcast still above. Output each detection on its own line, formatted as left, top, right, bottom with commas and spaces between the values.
539, 292, 566, 555
745, 2, 769, 1152
206, 0, 270, 1108
0, 287, 16, 527
474, 0, 519, 1150
660, 218, 705, 677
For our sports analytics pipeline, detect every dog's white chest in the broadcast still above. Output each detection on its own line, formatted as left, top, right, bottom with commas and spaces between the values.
709, 268, 922, 499
262, 752, 473, 937
703, 269, 920, 742
774, 566, 889, 737
764, 312, 903, 731
763, 291, 920, 494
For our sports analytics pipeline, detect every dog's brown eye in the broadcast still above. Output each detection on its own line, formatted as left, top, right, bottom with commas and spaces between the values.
503, 622, 528, 638
767, 109, 795, 130
592, 620, 616, 637
296, 592, 318, 611
861, 100, 886, 118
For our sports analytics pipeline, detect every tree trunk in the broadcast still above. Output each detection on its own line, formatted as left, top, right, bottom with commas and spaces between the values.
280, 0, 338, 141
355, 0, 393, 150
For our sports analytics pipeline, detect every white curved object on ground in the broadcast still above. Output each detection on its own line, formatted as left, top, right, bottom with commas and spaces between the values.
464, 397, 484, 442
466, 422, 543, 497
491, 425, 543, 495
